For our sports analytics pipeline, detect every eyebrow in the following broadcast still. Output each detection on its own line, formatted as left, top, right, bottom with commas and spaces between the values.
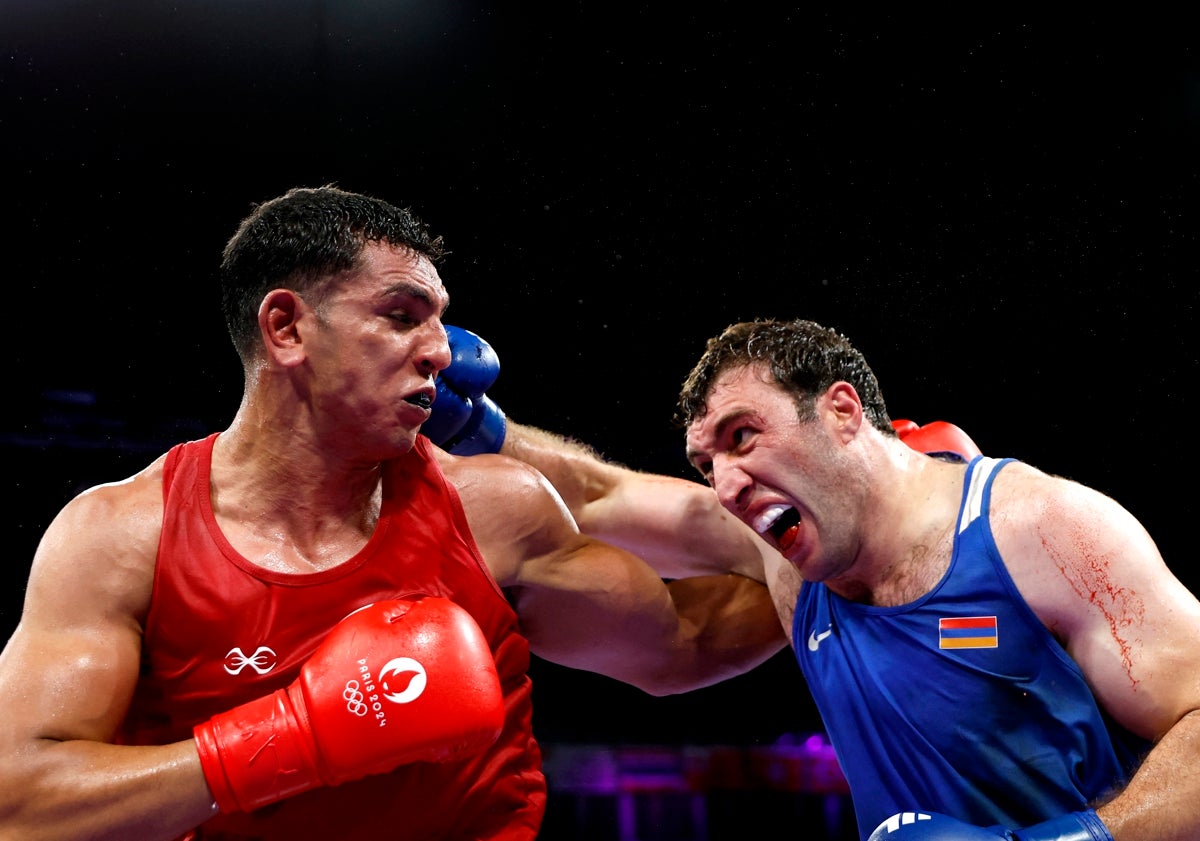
684, 406, 753, 464
383, 281, 449, 316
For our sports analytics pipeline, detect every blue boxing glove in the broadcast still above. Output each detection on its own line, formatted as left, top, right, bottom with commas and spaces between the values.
868, 810, 1112, 841
423, 325, 507, 455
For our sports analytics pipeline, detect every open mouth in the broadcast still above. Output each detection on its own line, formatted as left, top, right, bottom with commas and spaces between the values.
754, 504, 802, 552
769, 507, 801, 544
407, 393, 433, 410
771, 509, 802, 553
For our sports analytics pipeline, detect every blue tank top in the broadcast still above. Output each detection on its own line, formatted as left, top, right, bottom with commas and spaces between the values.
793, 456, 1146, 839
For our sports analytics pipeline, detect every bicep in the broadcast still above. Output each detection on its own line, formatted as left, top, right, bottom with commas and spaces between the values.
0, 620, 143, 744
1066, 516, 1200, 742
512, 535, 784, 694
471, 457, 781, 692
1004, 473, 1200, 741
495, 474, 691, 682
511, 534, 680, 680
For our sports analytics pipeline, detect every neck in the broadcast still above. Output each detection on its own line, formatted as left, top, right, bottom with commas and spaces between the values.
211, 413, 387, 552
831, 447, 965, 607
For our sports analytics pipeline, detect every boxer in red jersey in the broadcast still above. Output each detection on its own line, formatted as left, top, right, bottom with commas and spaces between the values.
0, 185, 784, 840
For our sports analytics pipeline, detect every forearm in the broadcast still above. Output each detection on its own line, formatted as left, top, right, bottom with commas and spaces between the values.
499, 421, 619, 515
1096, 709, 1200, 841
0, 739, 215, 841
503, 422, 768, 581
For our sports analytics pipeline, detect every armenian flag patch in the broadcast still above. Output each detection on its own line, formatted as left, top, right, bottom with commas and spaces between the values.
938, 616, 998, 649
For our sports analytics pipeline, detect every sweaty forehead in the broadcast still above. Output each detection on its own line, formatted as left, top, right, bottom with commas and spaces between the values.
685, 364, 782, 447
684, 370, 751, 447
362, 242, 448, 306
704, 363, 775, 408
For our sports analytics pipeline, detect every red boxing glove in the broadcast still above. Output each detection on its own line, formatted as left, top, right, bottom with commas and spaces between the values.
892, 419, 982, 463
194, 596, 505, 813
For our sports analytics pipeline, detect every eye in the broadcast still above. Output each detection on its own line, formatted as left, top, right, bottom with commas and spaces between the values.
729, 422, 755, 449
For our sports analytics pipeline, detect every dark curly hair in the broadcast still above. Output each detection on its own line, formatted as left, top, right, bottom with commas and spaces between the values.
675, 318, 896, 435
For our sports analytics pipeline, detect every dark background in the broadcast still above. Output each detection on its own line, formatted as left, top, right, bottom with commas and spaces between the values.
3, 5, 1198, 755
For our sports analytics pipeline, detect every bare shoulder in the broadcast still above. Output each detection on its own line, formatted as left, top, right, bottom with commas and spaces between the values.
0, 454, 171, 746
24, 453, 169, 628
988, 458, 1179, 635
990, 462, 1200, 741
988, 459, 1138, 540
435, 448, 564, 516
435, 449, 581, 586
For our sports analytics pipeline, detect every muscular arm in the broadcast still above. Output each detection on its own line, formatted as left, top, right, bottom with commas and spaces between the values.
0, 472, 216, 841
446, 452, 787, 695
995, 465, 1200, 840
500, 421, 774, 582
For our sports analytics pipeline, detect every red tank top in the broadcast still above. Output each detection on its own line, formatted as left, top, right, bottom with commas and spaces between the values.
119, 433, 544, 840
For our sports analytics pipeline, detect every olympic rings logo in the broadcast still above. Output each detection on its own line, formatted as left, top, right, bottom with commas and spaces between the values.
343, 680, 370, 716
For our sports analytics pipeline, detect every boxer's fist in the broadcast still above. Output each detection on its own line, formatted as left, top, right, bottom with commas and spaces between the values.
423, 325, 507, 455
194, 596, 505, 813
892, 419, 982, 463
869, 810, 1112, 841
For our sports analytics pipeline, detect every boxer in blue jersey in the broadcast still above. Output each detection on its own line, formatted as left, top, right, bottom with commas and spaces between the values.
431, 319, 1200, 841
